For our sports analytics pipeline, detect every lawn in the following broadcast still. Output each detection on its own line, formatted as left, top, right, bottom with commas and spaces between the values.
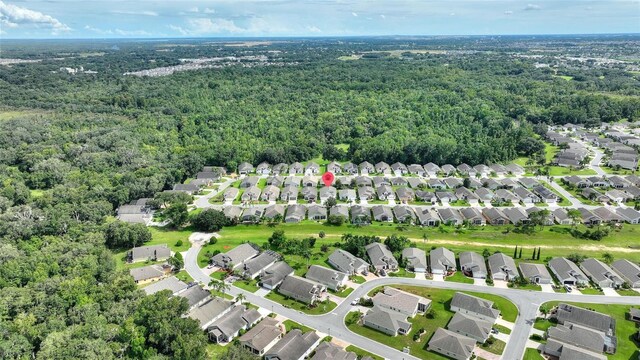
233, 278, 260, 293
579, 287, 603, 295
350, 275, 366, 284
114, 226, 192, 269
445, 271, 474, 284
283, 319, 313, 333
480, 338, 506, 355
265, 291, 337, 315
174, 270, 193, 283
540, 182, 571, 206
205, 343, 228, 359
535, 301, 640, 360
617, 289, 640, 296
388, 268, 415, 278
331, 287, 354, 298
523, 348, 544, 360
347, 286, 518, 360
493, 324, 512, 335
345, 346, 384, 360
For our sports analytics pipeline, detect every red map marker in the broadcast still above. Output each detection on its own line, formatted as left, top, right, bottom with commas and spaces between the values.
322, 171, 335, 187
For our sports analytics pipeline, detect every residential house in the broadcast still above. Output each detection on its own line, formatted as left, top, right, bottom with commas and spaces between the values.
260, 261, 294, 290
280, 186, 299, 202
393, 205, 415, 223
242, 186, 262, 202
488, 253, 518, 281
240, 176, 259, 188
505, 163, 525, 176
305, 265, 348, 291
327, 162, 342, 174
343, 162, 358, 175
390, 162, 408, 175
430, 247, 456, 275
428, 328, 475, 360
238, 162, 254, 175
242, 251, 280, 279
441, 164, 456, 175
365, 242, 398, 271
130, 264, 167, 284
351, 205, 371, 224
208, 305, 262, 343
307, 205, 327, 221
359, 161, 374, 175
211, 243, 260, 270
329, 206, 350, 220
455, 187, 480, 205
427, 178, 446, 189
473, 164, 490, 178
408, 164, 425, 176
518, 178, 540, 189
587, 176, 609, 188
285, 205, 306, 223
424, 163, 441, 177
611, 259, 640, 288
371, 205, 394, 222
310, 342, 357, 360
264, 329, 320, 360
328, 249, 369, 275
223, 206, 243, 221
289, 162, 304, 175
284, 176, 302, 187
457, 163, 475, 177
224, 187, 240, 202
278, 275, 326, 305
375, 161, 391, 174
582, 188, 608, 203
533, 185, 558, 204
443, 177, 463, 189
272, 163, 288, 175
372, 287, 431, 317
552, 208, 574, 225
239, 317, 283, 356
338, 189, 357, 202
481, 178, 502, 191
605, 189, 630, 204
402, 248, 427, 273
263, 204, 286, 221
301, 187, 318, 202
494, 189, 519, 204
376, 184, 395, 200
450, 292, 500, 322
482, 208, 509, 225
526, 207, 555, 225
415, 208, 441, 226
266, 175, 285, 187
256, 162, 272, 175
474, 187, 494, 203
563, 175, 591, 188
502, 207, 529, 225
577, 207, 602, 225
143, 276, 188, 296
172, 183, 201, 195
302, 176, 319, 188
548, 257, 589, 286
580, 258, 624, 288
357, 186, 375, 201
187, 297, 234, 330
447, 312, 493, 343
415, 190, 437, 204
543, 338, 607, 360
305, 162, 320, 175
355, 176, 373, 187
128, 244, 171, 263
261, 185, 280, 202
459, 251, 488, 279
178, 285, 213, 311
608, 176, 630, 188
519, 263, 552, 284
241, 207, 264, 224
554, 303, 616, 344
460, 207, 485, 226
513, 187, 540, 204
438, 208, 464, 226
616, 207, 640, 224
319, 186, 337, 203
395, 187, 415, 203
436, 191, 457, 204
489, 164, 507, 176
592, 207, 621, 223
406, 177, 424, 189
362, 306, 412, 336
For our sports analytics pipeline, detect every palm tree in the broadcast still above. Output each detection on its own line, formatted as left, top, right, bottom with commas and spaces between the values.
236, 293, 246, 304
208, 279, 230, 298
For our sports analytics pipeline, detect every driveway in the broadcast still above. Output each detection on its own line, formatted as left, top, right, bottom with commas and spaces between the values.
602, 287, 620, 296
474, 346, 501, 360
493, 280, 509, 289
474, 278, 487, 286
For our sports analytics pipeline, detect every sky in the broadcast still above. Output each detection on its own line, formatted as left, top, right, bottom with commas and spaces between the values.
0, 0, 639, 39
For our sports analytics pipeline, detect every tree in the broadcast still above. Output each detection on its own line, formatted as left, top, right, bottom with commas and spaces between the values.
324, 197, 337, 209
192, 209, 228, 232
220, 344, 256, 360
209, 279, 231, 297
236, 293, 246, 304
567, 209, 581, 227
326, 215, 344, 226
384, 234, 411, 254
602, 252, 614, 264
318, 231, 326, 238
169, 252, 184, 269
513, 246, 518, 258
518, 247, 523, 259
532, 248, 537, 260
165, 202, 188, 228
104, 221, 152, 249
268, 230, 287, 249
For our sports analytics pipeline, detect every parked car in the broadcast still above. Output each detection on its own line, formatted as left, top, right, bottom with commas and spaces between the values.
491, 328, 499, 334
350, 298, 360, 306
564, 285, 573, 292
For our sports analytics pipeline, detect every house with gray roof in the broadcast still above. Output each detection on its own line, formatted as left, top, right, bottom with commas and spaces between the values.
365, 242, 398, 271
128, 244, 171, 263
611, 259, 640, 288
415, 208, 440, 226
351, 205, 371, 224
376, 184, 395, 200
489, 164, 507, 176
143, 276, 188, 296
592, 207, 622, 223
208, 305, 262, 343
285, 205, 306, 223
552, 208, 574, 225
450, 292, 500, 322
130, 264, 167, 284
263, 204, 285, 220
443, 177, 463, 189
545, 321, 609, 355
580, 258, 624, 288
427, 178, 446, 189
187, 297, 234, 329
391, 177, 408, 187
402, 248, 427, 273
310, 342, 357, 360
238, 162, 254, 175
543, 340, 607, 360
280, 186, 298, 202
437, 208, 463, 226
488, 253, 518, 281
264, 329, 320, 360
526, 207, 555, 225
430, 247, 456, 275
372, 176, 389, 187
329, 206, 349, 220
357, 186, 375, 201
256, 162, 272, 175
272, 163, 288, 175
482, 207, 509, 225
391, 162, 408, 175
371, 205, 394, 222
393, 205, 415, 223
261, 185, 281, 202
302, 176, 319, 188
242, 186, 262, 202
319, 186, 337, 203
457, 163, 474, 177
355, 177, 373, 189
549, 257, 589, 286
284, 176, 302, 187
513, 187, 540, 204
301, 187, 318, 202
240, 176, 260, 188
372, 287, 431, 317
278, 275, 326, 305
519, 263, 552, 284
260, 261, 294, 290
305, 265, 347, 291
424, 163, 441, 177
241, 207, 264, 224
502, 207, 529, 225
338, 189, 357, 202
242, 251, 280, 279
362, 306, 412, 336
375, 161, 391, 174
239, 317, 283, 356
359, 161, 374, 174
223, 206, 243, 220
328, 249, 369, 275
326, 162, 342, 174
473, 164, 490, 178
459, 207, 485, 225
289, 162, 304, 175
342, 162, 358, 175
455, 187, 480, 205
428, 327, 475, 360
475, 187, 494, 203
447, 312, 492, 343
408, 164, 425, 176
555, 303, 616, 340
307, 205, 327, 221
395, 187, 415, 203
459, 251, 487, 279
494, 189, 519, 204
577, 207, 602, 225
177, 285, 212, 310
533, 185, 558, 204
415, 190, 437, 204
406, 177, 424, 188
172, 183, 201, 195
305, 162, 320, 175
223, 187, 240, 202
211, 243, 260, 270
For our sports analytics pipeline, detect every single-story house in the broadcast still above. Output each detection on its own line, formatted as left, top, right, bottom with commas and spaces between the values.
519, 263, 552, 284
242, 251, 280, 279
487, 253, 518, 281
548, 257, 589, 286
363, 306, 412, 336
263, 204, 285, 220
428, 328, 475, 360
402, 247, 428, 273
260, 261, 294, 290
208, 305, 262, 343
450, 292, 500, 322
447, 312, 492, 343
211, 243, 260, 270
307, 205, 327, 221
264, 329, 320, 360
285, 205, 306, 223
128, 244, 171, 263
365, 242, 398, 271
611, 259, 640, 288
278, 275, 326, 305
459, 251, 488, 279
239, 317, 283, 356
580, 258, 624, 289
430, 247, 456, 275
187, 297, 234, 330
305, 265, 348, 291
371, 205, 394, 222
327, 249, 369, 275
372, 287, 431, 317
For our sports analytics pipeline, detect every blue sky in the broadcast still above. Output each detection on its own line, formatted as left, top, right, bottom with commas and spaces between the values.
1, 0, 638, 38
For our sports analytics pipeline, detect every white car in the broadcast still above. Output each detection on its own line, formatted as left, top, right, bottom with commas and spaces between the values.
564, 285, 573, 292
350, 298, 360, 306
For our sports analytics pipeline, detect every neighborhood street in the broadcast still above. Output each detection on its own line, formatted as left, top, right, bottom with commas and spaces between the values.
182, 240, 640, 360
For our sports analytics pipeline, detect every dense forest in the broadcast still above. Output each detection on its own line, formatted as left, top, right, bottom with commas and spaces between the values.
0, 36, 639, 359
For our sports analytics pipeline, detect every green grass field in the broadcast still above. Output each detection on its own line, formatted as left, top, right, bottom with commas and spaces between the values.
233, 278, 259, 293
535, 301, 640, 360
345, 345, 384, 360
522, 348, 544, 360
283, 319, 313, 333
346, 286, 518, 360
265, 291, 337, 315
445, 271, 474, 284
480, 338, 506, 355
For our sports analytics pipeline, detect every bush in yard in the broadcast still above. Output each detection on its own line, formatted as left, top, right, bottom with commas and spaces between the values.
175, 239, 183, 247
191, 209, 227, 232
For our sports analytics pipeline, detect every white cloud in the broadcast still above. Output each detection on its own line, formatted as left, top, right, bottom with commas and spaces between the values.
504, 10, 513, 15
187, 18, 245, 34
114, 28, 152, 36
524, 4, 541, 11
203, 8, 216, 14
169, 24, 188, 35
449, 12, 455, 16
84, 25, 113, 35
111, 10, 159, 17
351, 12, 358, 17
188, 7, 199, 13
379, 14, 386, 19
306, 25, 321, 33
0, 1, 71, 34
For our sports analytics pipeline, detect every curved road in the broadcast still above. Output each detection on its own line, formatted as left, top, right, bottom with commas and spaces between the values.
183, 242, 639, 360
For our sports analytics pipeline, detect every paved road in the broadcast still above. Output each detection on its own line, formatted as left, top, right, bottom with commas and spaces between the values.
183, 243, 640, 360
576, 138, 606, 176
193, 177, 235, 209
